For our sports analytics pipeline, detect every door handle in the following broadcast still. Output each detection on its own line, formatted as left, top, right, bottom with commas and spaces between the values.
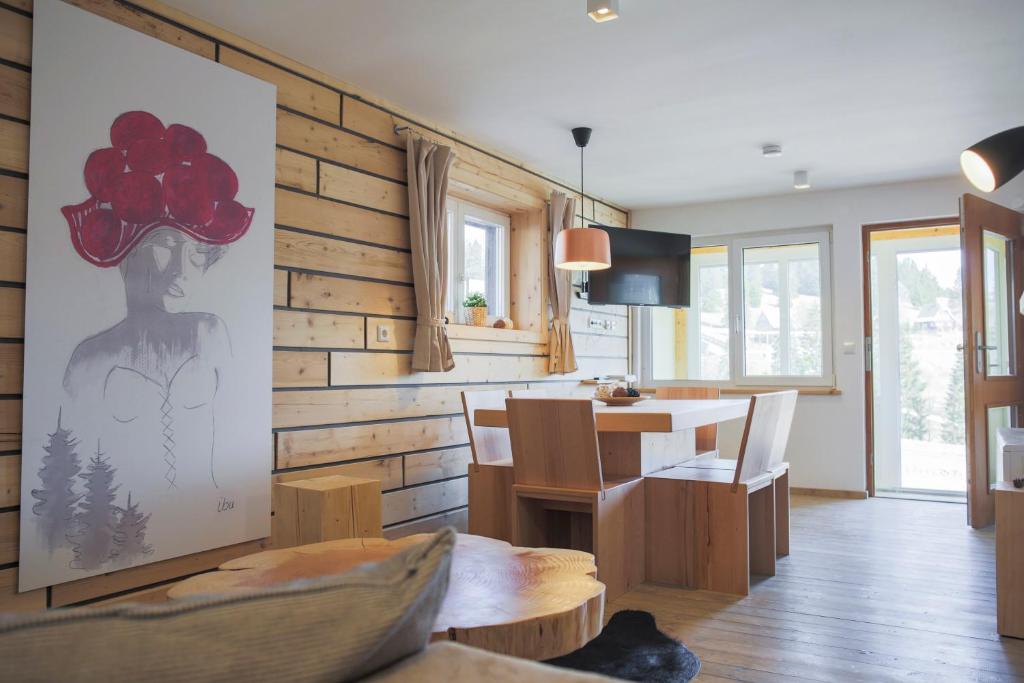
956, 344, 965, 352
975, 331, 997, 374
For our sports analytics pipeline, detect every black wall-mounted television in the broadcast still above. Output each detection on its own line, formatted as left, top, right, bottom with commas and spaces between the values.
586, 226, 691, 307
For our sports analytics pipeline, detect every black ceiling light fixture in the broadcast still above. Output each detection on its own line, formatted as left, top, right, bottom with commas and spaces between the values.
961, 126, 1024, 192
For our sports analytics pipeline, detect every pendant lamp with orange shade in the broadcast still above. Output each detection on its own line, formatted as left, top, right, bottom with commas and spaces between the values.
555, 127, 611, 271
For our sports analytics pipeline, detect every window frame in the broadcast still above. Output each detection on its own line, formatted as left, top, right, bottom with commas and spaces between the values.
637, 226, 835, 389
445, 197, 511, 324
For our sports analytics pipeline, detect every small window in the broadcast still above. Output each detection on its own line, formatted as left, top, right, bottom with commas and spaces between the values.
642, 227, 833, 388
446, 198, 510, 323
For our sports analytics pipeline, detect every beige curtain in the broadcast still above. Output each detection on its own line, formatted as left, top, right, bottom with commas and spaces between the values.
407, 135, 456, 372
547, 191, 578, 374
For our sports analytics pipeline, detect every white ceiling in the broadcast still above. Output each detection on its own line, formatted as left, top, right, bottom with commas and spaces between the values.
163, 0, 1024, 209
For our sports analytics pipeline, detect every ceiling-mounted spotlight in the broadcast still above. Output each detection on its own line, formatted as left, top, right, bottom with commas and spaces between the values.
793, 170, 810, 190
762, 144, 783, 158
960, 126, 1024, 192
587, 0, 620, 23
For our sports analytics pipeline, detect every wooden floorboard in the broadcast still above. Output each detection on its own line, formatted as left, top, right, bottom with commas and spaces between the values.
609, 495, 1024, 682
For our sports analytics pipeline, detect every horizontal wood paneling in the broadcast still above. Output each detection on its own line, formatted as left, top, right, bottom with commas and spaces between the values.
404, 446, 472, 486
273, 309, 364, 349
273, 269, 288, 306
0, 454, 19, 507
289, 272, 416, 317
0, 343, 23, 393
0, 567, 46, 613
0, 509, 17, 564
0, 63, 30, 121
275, 148, 318, 193
273, 350, 327, 388
573, 332, 629, 358
342, 96, 404, 148
277, 108, 404, 182
329, 351, 626, 387
0, 398, 20, 451
220, 46, 339, 124
275, 188, 410, 249
275, 229, 411, 283
273, 384, 500, 429
0, 176, 28, 229
382, 477, 468, 526
0, 7, 32, 66
0, 286, 24, 337
319, 161, 408, 216
0, 118, 29, 174
276, 415, 467, 469
571, 296, 628, 318
0, 231, 26, 282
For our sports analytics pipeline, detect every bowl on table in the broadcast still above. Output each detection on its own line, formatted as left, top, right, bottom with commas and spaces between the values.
594, 396, 647, 407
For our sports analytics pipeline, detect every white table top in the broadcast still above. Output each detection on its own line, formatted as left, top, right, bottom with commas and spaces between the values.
474, 398, 750, 433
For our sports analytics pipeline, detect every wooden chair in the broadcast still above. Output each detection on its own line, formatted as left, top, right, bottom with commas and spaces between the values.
679, 390, 797, 557
644, 391, 796, 595
506, 398, 645, 601
463, 389, 516, 542
655, 385, 722, 456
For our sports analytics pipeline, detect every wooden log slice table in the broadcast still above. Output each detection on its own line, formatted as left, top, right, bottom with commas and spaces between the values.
167, 533, 605, 661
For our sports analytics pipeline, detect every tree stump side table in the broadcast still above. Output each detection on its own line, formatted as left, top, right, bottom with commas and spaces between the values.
167, 533, 605, 660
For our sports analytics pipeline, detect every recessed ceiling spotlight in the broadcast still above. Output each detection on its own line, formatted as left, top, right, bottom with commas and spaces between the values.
793, 170, 810, 190
588, 0, 620, 23
762, 144, 783, 158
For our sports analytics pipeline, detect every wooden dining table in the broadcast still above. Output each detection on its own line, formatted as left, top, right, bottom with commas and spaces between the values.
474, 398, 750, 478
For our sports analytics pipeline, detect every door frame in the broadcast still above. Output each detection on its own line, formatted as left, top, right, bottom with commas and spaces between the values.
861, 216, 960, 497
961, 194, 1024, 528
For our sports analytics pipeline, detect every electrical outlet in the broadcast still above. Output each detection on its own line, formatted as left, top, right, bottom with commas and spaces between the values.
376, 324, 391, 343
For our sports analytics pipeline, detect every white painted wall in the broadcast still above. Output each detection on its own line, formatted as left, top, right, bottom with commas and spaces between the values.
633, 175, 1024, 493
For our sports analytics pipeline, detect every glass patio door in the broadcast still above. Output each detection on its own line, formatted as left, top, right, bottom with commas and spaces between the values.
866, 222, 966, 499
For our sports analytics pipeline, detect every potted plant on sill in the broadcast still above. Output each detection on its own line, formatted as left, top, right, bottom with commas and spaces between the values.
463, 292, 488, 327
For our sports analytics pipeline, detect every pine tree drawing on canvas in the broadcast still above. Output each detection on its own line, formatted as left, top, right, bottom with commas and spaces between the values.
111, 493, 153, 566
69, 443, 121, 570
30, 410, 82, 553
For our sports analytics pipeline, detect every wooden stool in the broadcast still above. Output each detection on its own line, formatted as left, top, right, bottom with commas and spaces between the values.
272, 475, 381, 548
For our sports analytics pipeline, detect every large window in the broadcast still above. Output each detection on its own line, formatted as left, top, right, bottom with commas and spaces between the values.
446, 198, 510, 323
642, 228, 833, 387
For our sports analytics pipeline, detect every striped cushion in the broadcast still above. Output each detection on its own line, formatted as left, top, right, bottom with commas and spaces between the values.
0, 528, 455, 683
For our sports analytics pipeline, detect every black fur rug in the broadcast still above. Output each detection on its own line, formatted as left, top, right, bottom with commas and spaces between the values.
544, 610, 700, 682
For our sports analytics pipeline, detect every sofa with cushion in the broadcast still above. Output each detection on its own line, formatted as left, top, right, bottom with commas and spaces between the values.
0, 528, 614, 682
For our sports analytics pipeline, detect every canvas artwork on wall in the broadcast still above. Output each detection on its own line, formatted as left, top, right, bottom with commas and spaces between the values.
18, 0, 276, 591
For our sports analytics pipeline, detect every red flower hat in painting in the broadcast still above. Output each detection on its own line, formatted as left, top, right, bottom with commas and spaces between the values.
61, 111, 254, 267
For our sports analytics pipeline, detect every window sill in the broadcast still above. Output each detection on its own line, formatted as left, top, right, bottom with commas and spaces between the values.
638, 385, 841, 397
446, 323, 545, 345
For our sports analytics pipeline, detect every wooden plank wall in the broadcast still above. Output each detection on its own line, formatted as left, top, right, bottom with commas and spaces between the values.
0, 0, 630, 610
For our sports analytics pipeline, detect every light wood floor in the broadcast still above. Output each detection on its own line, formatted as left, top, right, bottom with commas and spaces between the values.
609, 494, 1024, 682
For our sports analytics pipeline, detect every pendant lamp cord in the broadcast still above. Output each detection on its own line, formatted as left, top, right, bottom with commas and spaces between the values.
579, 145, 584, 225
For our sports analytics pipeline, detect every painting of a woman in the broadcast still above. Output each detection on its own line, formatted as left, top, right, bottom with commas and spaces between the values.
31, 110, 256, 562
20, 0, 275, 592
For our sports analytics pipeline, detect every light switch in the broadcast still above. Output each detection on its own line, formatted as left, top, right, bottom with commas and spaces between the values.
377, 324, 391, 343
842, 341, 856, 355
